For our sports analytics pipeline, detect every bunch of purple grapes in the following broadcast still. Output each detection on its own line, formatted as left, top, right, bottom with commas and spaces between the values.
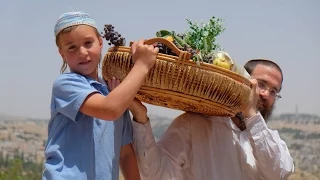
101, 24, 126, 46
155, 42, 176, 56
155, 40, 197, 59
181, 44, 197, 58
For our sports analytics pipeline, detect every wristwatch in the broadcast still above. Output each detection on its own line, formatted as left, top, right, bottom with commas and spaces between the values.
235, 112, 246, 131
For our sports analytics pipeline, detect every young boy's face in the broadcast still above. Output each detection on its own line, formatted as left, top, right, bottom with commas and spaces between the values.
58, 25, 102, 79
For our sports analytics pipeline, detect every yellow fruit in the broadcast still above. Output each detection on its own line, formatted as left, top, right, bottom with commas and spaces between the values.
165, 36, 174, 42
212, 51, 233, 70
213, 58, 231, 70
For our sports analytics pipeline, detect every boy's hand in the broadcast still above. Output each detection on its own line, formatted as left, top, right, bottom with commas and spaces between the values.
107, 77, 120, 91
129, 98, 149, 124
131, 39, 159, 73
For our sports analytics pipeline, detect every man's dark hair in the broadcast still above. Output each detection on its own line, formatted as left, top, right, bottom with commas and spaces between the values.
244, 59, 283, 90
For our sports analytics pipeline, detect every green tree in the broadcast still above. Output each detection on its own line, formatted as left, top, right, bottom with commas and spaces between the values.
0, 158, 43, 180
0, 150, 3, 166
5, 154, 9, 167
13, 149, 19, 159
20, 152, 24, 162
0, 159, 24, 180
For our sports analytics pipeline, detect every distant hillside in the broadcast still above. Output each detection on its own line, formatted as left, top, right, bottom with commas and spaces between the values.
272, 113, 320, 121
0, 114, 49, 122
0, 114, 26, 121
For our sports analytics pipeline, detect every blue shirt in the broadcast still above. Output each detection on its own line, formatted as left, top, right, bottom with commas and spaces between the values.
43, 73, 133, 180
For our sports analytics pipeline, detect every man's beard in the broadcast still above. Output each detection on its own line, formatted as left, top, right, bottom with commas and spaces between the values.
257, 98, 275, 121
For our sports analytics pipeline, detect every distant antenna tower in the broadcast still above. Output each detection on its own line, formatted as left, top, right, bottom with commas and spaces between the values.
295, 104, 298, 116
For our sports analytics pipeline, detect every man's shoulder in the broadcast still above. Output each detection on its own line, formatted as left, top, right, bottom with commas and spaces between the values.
171, 112, 207, 126
178, 112, 206, 119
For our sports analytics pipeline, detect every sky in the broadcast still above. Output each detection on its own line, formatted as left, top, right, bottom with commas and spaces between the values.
0, 0, 319, 119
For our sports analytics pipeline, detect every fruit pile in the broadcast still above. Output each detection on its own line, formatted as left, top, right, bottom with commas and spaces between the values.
153, 17, 236, 70
101, 17, 239, 72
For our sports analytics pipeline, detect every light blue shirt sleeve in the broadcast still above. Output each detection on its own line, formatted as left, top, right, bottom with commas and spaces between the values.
52, 73, 99, 122
121, 110, 133, 146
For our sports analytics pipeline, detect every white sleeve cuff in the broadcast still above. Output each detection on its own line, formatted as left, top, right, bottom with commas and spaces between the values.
245, 112, 268, 135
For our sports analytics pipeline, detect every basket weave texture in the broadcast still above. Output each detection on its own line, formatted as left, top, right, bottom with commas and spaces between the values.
102, 38, 252, 116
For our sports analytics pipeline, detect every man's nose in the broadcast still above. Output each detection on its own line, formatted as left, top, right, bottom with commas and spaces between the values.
259, 89, 271, 100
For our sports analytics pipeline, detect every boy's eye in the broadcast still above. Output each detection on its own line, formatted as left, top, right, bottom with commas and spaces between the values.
68, 45, 76, 50
85, 41, 93, 45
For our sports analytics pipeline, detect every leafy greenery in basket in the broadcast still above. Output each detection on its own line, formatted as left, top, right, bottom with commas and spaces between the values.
102, 17, 235, 71
155, 16, 226, 64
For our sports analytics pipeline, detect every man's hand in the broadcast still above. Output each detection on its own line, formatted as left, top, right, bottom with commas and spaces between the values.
129, 99, 149, 124
242, 79, 259, 118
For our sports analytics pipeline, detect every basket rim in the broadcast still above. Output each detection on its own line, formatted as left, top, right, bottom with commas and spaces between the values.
106, 46, 252, 87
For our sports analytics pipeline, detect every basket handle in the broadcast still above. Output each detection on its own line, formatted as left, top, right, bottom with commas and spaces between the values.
130, 37, 191, 60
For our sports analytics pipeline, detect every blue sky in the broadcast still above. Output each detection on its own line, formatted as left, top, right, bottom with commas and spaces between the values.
0, 0, 319, 119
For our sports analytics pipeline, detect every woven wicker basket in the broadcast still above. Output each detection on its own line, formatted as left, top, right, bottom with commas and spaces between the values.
102, 37, 252, 116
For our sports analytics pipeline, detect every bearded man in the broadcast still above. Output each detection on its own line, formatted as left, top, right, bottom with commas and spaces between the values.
129, 59, 294, 180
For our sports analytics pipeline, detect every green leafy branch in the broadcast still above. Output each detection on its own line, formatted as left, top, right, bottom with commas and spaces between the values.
183, 16, 225, 61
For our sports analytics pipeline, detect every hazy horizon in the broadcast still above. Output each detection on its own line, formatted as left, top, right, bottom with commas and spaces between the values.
0, 0, 319, 119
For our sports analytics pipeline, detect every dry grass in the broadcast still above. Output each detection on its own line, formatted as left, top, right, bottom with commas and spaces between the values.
288, 168, 320, 180
268, 121, 320, 133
